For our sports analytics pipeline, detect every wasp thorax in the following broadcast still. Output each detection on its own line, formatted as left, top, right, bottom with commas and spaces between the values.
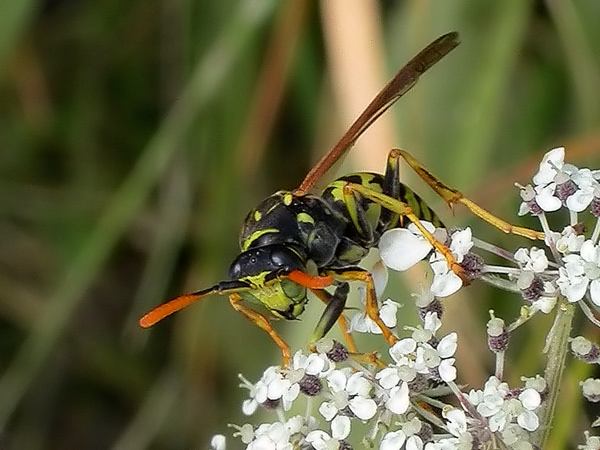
228, 244, 305, 279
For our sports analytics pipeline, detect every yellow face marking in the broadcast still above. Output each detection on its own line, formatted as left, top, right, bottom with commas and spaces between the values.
296, 212, 315, 224
283, 193, 293, 206
241, 228, 279, 251
254, 210, 262, 222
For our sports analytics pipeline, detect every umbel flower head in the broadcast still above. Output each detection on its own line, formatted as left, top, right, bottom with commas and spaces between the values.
210, 147, 599, 449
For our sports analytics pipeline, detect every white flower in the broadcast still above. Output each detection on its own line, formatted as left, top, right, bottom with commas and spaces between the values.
425, 408, 473, 450
436, 333, 458, 382
521, 375, 547, 394
385, 382, 410, 415
210, 434, 226, 450
376, 340, 418, 388
319, 369, 377, 421
246, 421, 294, 450
411, 312, 442, 343
380, 223, 471, 298
558, 239, 600, 306
581, 240, 600, 306
530, 281, 558, 314
429, 228, 473, 297
380, 430, 406, 450
305, 415, 351, 450
468, 377, 541, 433
534, 183, 562, 212
429, 254, 463, 297
239, 367, 300, 415
567, 168, 599, 212
532, 147, 565, 186
449, 228, 474, 258
514, 247, 549, 273
287, 351, 331, 383
349, 298, 401, 334
579, 431, 600, 450
556, 226, 585, 254
557, 254, 590, 302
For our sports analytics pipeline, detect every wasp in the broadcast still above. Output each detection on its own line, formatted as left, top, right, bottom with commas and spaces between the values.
139, 32, 542, 365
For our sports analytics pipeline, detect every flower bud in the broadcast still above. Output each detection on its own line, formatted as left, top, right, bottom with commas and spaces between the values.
570, 336, 600, 363
590, 196, 600, 217
520, 275, 544, 304
580, 378, 600, 403
487, 317, 509, 353
460, 252, 484, 281
299, 374, 322, 396
325, 340, 349, 363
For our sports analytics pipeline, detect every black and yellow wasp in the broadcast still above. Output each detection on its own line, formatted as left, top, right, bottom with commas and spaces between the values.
140, 32, 542, 365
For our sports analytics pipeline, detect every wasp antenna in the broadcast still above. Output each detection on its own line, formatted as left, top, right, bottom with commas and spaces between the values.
139, 280, 251, 328
139, 292, 207, 328
286, 270, 334, 289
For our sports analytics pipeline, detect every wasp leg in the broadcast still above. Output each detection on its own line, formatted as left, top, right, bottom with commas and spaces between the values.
340, 180, 375, 244
311, 287, 387, 368
309, 284, 357, 352
326, 268, 399, 346
392, 149, 544, 241
229, 293, 291, 367
379, 146, 402, 229
343, 183, 468, 281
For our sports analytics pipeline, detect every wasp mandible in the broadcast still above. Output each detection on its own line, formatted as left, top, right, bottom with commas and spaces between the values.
139, 32, 543, 365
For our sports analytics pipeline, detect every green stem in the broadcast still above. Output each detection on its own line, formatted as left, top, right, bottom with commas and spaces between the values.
533, 300, 575, 447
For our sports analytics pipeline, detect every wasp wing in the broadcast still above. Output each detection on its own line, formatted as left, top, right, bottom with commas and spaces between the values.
296, 32, 460, 194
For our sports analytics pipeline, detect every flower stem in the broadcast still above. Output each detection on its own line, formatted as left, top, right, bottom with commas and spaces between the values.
533, 300, 575, 447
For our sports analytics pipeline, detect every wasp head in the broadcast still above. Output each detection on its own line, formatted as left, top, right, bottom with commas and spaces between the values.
228, 244, 308, 319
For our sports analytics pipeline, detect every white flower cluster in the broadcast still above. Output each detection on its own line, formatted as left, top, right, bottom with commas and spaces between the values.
376, 147, 600, 327
212, 312, 546, 449
516, 148, 600, 316
209, 147, 600, 449
518, 147, 600, 216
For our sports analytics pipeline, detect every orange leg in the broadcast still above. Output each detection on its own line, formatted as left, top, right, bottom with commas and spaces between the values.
310, 288, 358, 353
393, 149, 545, 241
327, 269, 398, 346
229, 294, 291, 367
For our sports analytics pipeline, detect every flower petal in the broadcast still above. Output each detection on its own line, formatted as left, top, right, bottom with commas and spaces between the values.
319, 401, 338, 421
431, 269, 463, 297
591, 279, 600, 306
379, 228, 432, 271
439, 358, 457, 382
331, 415, 351, 440
437, 333, 458, 358
380, 431, 406, 450
519, 388, 541, 410
532, 147, 564, 186
517, 410, 540, 431
386, 382, 410, 415
349, 396, 377, 420
211, 434, 226, 450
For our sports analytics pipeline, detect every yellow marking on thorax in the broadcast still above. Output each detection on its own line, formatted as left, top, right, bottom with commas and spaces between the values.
296, 212, 315, 224
241, 228, 279, 251
254, 210, 262, 221
283, 193, 293, 205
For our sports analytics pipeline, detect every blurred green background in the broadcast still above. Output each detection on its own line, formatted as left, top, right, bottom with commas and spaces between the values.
1, 0, 599, 448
